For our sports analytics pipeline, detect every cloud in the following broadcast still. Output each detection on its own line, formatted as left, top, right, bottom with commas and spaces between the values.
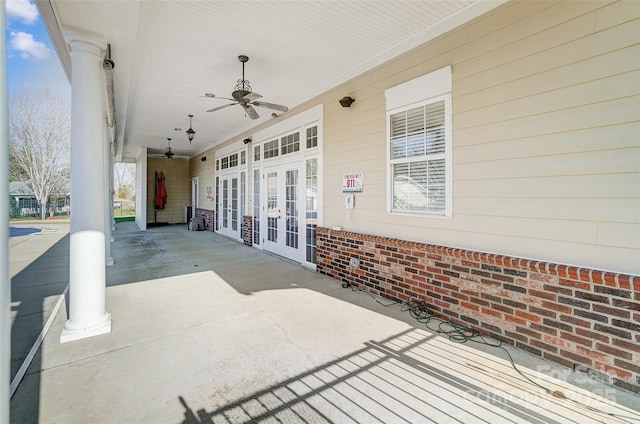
6, 0, 39, 24
10, 31, 52, 61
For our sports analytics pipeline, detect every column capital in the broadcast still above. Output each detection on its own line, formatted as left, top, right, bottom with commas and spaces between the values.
64, 31, 107, 57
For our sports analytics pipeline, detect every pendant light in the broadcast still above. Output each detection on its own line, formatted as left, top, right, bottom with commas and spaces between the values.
186, 114, 196, 143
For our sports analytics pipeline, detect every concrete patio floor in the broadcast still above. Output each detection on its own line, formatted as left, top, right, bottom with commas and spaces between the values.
9, 222, 640, 423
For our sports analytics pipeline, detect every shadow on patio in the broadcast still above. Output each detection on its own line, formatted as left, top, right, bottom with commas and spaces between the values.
9, 223, 640, 423
175, 327, 639, 424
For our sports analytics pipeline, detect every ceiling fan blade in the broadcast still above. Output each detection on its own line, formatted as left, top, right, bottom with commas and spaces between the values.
243, 92, 262, 101
251, 101, 289, 112
243, 104, 260, 119
202, 93, 236, 101
207, 103, 236, 113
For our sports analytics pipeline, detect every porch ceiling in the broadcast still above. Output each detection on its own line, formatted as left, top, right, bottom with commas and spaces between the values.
40, 0, 500, 161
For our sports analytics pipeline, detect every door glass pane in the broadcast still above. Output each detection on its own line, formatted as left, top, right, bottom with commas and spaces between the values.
231, 178, 238, 231
253, 169, 260, 245
215, 177, 219, 231
306, 159, 317, 263
222, 179, 228, 228
267, 172, 278, 243
286, 170, 298, 249
240, 172, 246, 235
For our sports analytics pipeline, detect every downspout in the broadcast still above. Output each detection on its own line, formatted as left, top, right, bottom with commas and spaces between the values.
103, 44, 116, 132
103, 44, 116, 158
103, 45, 115, 263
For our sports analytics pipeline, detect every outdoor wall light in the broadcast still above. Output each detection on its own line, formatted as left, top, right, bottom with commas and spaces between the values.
339, 96, 355, 107
201, 156, 207, 162
243, 137, 252, 144
186, 114, 196, 143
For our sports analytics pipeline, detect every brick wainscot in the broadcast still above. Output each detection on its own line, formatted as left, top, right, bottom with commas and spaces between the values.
195, 208, 214, 232
316, 227, 640, 394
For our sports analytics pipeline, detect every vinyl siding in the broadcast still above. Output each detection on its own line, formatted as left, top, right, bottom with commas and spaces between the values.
319, 0, 640, 274
147, 157, 190, 224
135, 148, 147, 230
189, 153, 215, 211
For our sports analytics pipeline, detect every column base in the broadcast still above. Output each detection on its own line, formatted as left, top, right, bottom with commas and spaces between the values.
60, 313, 111, 343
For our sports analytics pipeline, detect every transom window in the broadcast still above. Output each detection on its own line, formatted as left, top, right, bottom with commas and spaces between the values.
229, 153, 238, 168
281, 133, 300, 155
218, 150, 245, 171
264, 139, 278, 159
306, 126, 318, 149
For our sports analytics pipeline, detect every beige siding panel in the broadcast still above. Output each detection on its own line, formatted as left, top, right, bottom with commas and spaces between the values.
595, 0, 640, 31
598, 222, 640, 249
455, 147, 639, 180
455, 19, 639, 95
336, 212, 598, 245
455, 173, 640, 199
455, 71, 639, 130
454, 197, 640, 223
465, 1, 555, 41
455, 123, 640, 164
365, 220, 638, 274
454, 96, 639, 146
325, 112, 384, 140
189, 149, 216, 210
323, 145, 385, 170
457, 8, 597, 80
456, 45, 640, 113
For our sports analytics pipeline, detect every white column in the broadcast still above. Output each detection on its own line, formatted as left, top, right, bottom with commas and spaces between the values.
104, 124, 113, 266
61, 32, 111, 343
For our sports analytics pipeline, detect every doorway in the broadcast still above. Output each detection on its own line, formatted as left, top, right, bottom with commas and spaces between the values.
191, 177, 199, 223
218, 175, 240, 240
262, 164, 301, 260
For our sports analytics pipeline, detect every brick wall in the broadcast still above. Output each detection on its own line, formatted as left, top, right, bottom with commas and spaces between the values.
242, 215, 252, 246
316, 227, 640, 394
195, 208, 214, 232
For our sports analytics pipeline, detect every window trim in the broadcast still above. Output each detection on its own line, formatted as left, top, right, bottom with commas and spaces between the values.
386, 92, 452, 218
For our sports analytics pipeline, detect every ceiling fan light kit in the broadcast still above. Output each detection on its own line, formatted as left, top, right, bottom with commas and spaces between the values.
205, 55, 289, 120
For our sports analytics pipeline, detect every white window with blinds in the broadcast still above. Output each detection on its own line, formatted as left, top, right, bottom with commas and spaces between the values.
385, 66, 452, 217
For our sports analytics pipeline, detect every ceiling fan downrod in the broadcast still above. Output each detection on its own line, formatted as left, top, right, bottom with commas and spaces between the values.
235, 55, 251, 93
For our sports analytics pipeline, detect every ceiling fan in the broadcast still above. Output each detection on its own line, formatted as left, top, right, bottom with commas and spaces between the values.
148, 138, 188, 160
204, 55, 288, 119
164, 138, 174, 159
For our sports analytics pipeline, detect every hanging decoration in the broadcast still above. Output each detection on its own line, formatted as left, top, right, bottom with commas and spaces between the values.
154, 171, 167, 210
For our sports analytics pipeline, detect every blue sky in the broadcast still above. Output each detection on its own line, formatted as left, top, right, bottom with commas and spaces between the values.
5, 0, 70, 100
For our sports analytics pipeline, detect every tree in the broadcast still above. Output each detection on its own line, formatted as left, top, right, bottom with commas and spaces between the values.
9, 89, 70, 220
113, 162, 135, 199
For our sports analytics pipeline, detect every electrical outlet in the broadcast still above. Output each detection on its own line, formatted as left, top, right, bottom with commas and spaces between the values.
350, 258, 360, 267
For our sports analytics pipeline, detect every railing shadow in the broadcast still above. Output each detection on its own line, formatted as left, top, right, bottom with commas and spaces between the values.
174, 329, 579, 424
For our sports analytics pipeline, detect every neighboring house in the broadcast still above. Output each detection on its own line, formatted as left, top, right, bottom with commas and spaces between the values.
9, 181, 70, 219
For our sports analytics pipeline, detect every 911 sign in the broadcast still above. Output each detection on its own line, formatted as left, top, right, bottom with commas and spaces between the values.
342, 173, 363, 193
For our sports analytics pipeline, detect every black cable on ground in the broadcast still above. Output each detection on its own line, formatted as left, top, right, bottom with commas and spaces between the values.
341, 282, 640, 422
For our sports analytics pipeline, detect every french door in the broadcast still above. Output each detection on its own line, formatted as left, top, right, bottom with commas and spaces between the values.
218, 175, 239, 239
263, 165, 301, 260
